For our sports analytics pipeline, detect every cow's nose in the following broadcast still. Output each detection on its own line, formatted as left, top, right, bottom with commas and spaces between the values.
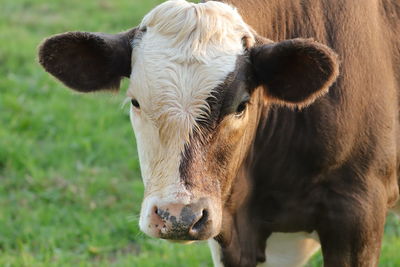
150, 199, 211, 240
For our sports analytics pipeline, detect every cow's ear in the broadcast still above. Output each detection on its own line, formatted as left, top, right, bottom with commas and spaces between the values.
250, 38, 339, 107
38, 28, 138, 92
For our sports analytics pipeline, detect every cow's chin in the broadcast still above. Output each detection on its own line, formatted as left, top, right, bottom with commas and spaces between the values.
139, 195, 222, 241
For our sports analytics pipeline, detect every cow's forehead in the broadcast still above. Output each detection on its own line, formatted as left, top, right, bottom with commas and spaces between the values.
128, 0, 253, 144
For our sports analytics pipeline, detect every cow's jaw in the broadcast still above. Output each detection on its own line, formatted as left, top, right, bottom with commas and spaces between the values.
128, 0, 255, 241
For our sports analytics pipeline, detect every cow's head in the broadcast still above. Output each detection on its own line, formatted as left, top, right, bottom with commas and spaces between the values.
39, 0, 339, 242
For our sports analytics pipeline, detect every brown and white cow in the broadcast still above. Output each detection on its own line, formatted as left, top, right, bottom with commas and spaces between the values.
38, 0, 400, 266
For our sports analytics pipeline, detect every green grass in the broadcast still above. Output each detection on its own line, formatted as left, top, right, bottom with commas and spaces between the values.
0, 0, 399, 266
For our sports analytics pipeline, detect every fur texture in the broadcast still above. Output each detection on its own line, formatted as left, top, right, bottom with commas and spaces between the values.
127, 0, 255, 238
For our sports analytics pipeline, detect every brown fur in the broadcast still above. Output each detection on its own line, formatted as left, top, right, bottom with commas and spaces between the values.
196, 0, 400, 266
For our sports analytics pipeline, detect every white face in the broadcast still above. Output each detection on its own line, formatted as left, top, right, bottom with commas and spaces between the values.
127, 0, 254, 239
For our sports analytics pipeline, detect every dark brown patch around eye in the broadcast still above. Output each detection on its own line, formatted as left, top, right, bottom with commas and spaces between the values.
235, 101, 248, 115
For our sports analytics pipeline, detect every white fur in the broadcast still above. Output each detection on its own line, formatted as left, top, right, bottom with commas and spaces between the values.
209, 239, 224, 267
208, 232, 321, 267
127, 0, 255, 237
261, 232, 320, 267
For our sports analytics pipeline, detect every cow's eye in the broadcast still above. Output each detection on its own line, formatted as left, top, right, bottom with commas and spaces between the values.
131, 99, 140, 109
235, 100, 248, 116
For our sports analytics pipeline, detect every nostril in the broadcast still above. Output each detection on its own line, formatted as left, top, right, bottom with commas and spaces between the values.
154, 206, 171, 223
191, 209, 209, 233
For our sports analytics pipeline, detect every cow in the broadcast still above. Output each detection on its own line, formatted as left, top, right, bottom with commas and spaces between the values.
38, 0, 400, 266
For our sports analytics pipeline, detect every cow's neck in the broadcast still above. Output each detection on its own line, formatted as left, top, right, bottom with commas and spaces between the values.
217, 164, 270, 266
216, 94, 323, 265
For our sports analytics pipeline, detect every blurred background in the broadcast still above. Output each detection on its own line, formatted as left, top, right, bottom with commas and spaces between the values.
0, 0, 399, 266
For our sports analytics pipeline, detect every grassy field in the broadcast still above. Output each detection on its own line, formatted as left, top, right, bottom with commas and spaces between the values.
0, 0, 399, 266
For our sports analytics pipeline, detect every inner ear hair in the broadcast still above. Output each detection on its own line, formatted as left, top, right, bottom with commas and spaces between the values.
38, 27, 138, 93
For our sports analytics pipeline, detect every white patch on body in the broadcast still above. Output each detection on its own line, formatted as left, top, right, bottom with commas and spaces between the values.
261, 232, 320, 267
209, 239, 224, 267
127, 0, 255, 236
208, 232, 320, 267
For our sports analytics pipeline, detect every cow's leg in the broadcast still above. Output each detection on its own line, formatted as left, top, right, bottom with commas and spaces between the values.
208, 232, 320, 267
317, 189, 387, 267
